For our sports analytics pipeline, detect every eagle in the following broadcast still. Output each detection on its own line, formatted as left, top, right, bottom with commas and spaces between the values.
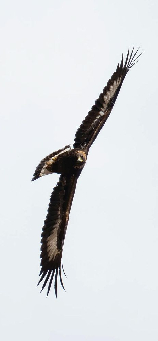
32, 48, 141, 297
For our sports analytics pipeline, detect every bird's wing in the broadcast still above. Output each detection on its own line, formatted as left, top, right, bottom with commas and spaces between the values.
32, 145, 71, 181
73, 48, 141, 151
38, 174, 78, 297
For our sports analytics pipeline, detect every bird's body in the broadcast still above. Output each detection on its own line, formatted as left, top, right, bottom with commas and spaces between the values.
32, 48, 141, 296
33, 146, 87, 178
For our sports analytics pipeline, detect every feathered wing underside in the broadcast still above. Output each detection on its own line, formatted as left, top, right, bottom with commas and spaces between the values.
32, 145, 71, 181
38, 174, 78, 296
73, 48, 141, 151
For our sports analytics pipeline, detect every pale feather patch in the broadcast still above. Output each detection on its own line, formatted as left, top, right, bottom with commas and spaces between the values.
102, 78, 122, 110
47, 225, 60, 261
92, 77, 122, 128
40, 167, 52, 177
99, 110, 104, 116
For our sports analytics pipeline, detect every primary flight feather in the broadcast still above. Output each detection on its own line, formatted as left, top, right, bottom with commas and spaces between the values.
32, 48, 141, 296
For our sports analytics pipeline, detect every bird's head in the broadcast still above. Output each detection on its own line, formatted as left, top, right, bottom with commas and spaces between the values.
75, 151, 87, 169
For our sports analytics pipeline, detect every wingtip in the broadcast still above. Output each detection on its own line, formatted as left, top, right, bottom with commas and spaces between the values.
31, 173, 39, 181
62, 264, 67, 277
126, 47, 143, 69
117, 47, 142, 72
32, 173, 41, 181
37, 266, 66, 297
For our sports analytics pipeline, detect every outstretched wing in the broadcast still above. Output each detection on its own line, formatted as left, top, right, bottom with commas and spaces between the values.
38, 174, 78, 297
32, 145, 71, 181
73, 48, 141, 151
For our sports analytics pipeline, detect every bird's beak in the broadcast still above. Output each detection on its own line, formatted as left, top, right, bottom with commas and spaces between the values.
77, 155, 83, 162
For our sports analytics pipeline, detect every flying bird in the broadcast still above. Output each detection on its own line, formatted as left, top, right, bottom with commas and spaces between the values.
32, 48, 141, 297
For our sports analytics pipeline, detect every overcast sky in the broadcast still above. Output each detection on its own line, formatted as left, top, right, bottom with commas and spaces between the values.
0, 1, 158, 340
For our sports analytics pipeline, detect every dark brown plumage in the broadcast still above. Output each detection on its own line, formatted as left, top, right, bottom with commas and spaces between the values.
32, 48, 141, 296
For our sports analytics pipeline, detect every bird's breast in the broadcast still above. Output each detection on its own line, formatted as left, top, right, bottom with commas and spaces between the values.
52, 149, 87, 175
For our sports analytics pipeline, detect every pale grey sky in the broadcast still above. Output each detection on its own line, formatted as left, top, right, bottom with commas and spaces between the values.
0, 1, 158, 340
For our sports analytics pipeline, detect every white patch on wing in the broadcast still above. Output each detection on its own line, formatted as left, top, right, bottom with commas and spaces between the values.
92, 77, 122, 129
47, 224, 60, 261
102, 78, 122, 111
99, 110, 104, 116
39, 146, 71, 177
54, 147, 71, 158
40, 167, 52, 177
